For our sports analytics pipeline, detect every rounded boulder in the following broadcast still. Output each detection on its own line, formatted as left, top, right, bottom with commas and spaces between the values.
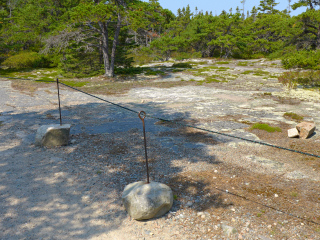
122, 181, 173, 220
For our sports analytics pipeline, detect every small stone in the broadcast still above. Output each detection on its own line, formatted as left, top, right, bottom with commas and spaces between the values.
197, 212, 204, 216
221, 225, 237, 237
201, 215, 206, 219
186, 201, 193, 207
274, 194, 279, 198
268, 225, 272, 228
296, 122, 316, 139
288, 128, 299, 138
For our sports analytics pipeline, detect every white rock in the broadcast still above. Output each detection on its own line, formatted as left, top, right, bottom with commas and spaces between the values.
288, 128, 299, 138
122, 181, 173, 220
221, 224, 237, 237
35, 124, 71, 147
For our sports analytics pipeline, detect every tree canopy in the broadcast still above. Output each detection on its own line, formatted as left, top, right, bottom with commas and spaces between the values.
1, 0, 320, 76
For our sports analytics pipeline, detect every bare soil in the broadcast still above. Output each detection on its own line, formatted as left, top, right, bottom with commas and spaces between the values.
1, 58, 320, 240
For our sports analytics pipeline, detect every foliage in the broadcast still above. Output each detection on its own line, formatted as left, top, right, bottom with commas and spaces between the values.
2, 0, 320, 77
250, 123, 282, 132
2, 51, 52, 69
278, 70, 320, 89
281, 49, 320, 69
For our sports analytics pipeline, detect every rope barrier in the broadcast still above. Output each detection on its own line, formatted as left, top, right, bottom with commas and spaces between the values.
1, 75, 320, 225
1, 75, 320, 159
215, 187, 320, 225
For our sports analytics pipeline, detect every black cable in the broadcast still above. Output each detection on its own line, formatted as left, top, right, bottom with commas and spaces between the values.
215, 187, 320, 225
2, 75, 320, 159
2, 75, 320, 225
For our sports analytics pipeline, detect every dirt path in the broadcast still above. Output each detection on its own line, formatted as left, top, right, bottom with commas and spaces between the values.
1, 59, 320, 240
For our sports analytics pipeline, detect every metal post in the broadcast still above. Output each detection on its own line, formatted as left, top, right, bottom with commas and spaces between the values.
138, 111, 150, 184
56, 78, 62, 126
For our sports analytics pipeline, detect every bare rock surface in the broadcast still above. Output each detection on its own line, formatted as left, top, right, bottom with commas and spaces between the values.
1, 59, 320, 240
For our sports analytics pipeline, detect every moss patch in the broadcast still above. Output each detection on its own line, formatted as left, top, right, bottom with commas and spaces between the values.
250, 123, 282, 133
172, 63, 192, 68
283, 112, 304, 121
60, 80, 89, 87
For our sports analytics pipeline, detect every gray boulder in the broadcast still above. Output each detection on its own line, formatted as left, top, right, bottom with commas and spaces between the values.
35, 124, 71, 147
122, 181, 173, 220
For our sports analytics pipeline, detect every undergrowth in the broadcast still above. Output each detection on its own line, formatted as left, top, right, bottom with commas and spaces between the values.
278, 71, 320, 89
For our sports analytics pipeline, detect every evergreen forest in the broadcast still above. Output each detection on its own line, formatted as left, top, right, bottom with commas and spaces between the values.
1, 0, 320, 78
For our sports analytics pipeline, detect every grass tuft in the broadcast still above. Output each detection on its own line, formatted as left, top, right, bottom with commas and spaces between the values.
283, 112, 304, 121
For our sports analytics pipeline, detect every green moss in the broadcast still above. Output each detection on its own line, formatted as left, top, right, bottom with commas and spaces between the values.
205, 76, 222, 83
60, 80, 89, 87
237, 62, 248, 66
290, 191, 298, 197
184, 61, 208, 65
268, 75, 278, 78
283, 112, 304, 121
145, 69, 166, 76
216, 61, 230, 64
172, 63, 192, 68
250, 123, 282, 132
35, 77, 55, 83
242, 69, 269, 75
264, 92, 272, 96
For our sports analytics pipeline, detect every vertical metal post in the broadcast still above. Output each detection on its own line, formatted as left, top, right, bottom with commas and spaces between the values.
56, 78, 62, 126
138, 111, 150, 184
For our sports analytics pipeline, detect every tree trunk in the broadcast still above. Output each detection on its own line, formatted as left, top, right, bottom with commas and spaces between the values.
98, 21, 111, 76
109, 12, 122, 77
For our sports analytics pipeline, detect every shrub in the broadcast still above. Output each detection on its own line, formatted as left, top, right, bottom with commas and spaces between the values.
2, 52, 52, 69
281, 50, 320, 69
172, 62, 192, 68
278, 70, 320, 89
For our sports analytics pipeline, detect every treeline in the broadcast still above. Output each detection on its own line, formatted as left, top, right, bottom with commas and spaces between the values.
0, 0, 320, 77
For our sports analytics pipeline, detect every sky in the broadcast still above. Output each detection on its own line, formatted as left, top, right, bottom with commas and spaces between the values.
145, 0, 309, 16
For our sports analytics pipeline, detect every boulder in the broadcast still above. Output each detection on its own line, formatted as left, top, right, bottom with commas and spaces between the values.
288, 128, 299, 138
35, 124, 71, 147
296, 122, 316, 139
122, 181, 173, 220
